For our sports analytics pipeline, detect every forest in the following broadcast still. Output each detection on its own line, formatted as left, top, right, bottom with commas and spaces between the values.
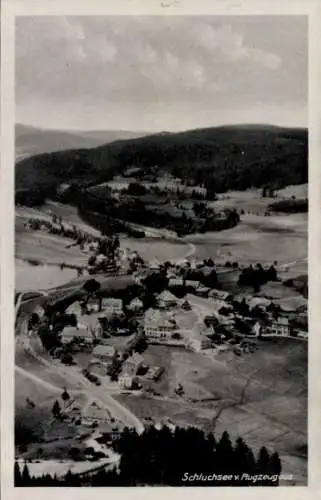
16, 125, 307, 196
15, 426, 282, 487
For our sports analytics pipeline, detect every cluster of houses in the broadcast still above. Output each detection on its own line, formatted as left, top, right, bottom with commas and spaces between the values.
140, 283, 307, 353
54, 249, 307, 373
107, 172, 208, 198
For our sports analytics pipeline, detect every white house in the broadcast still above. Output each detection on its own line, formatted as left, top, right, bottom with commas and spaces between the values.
119, 373, 134, 389
270, 317, 290, 337
168, 278, 184, 288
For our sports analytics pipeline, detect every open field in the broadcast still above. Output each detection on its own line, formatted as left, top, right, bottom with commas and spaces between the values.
120, 237, 190, 262
277, 183, 308, 199
188, 213, 307, 269
16, 229, 88, 266
117, 338, 307, 483
16, 260, 78, 291
209, 185, 307, 213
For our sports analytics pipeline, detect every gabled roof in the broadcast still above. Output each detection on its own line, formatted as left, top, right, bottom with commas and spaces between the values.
129, 297, 144, 307
144, 308, 177, 329
158, 290, 178, 302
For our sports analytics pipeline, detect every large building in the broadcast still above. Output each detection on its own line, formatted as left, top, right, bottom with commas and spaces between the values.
144, 308, 178, 341
61, 325, 93, 344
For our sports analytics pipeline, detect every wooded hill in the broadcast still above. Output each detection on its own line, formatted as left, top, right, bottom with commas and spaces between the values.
16, 124, 307, 196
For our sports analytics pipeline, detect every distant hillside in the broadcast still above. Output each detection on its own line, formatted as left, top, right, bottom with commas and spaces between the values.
15, 124, 149, 161
15, 124, 308, 195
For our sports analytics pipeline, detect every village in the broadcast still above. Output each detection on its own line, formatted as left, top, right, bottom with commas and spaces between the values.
19, 208, 308, 399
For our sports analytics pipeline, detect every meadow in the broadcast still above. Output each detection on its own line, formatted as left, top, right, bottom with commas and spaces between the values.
188, 212, 307, 270
116, 338, 307, 484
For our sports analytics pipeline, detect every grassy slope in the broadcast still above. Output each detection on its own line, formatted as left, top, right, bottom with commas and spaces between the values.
15, 125, 308, 192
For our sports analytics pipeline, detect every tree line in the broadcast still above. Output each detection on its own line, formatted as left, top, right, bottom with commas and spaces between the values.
15, 427, 282, 487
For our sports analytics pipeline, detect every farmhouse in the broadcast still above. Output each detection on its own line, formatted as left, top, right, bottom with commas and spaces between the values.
157, 290, 178, 309
181, 300, 192, 311
127, 297, 144, 312
92, 344, 117, 361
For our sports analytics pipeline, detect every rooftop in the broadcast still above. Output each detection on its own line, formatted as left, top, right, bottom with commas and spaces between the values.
62, 325, 91, 339
158, 290, 178, 302
144, 308, 177, 329
92, 344, 116, 357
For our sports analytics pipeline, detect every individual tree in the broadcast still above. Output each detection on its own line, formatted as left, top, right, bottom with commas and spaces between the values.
14, 461, 22, 486
21, 462, 31, 486
233, 437, 256, 481
52, 399, 61, 418
61, 388, 70, 401
215, 431, 234, 474
256, 446, 271, 476
270, 451, 282, 485
82, 278, 101, 309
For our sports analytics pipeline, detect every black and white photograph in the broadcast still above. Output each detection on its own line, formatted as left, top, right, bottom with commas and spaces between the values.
12, 12, 309, 488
